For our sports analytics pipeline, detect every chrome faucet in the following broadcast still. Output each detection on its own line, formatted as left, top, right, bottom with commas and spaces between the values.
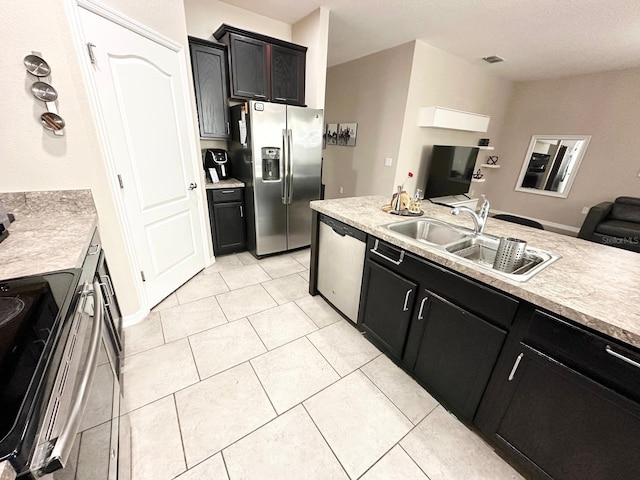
451, 195, 490, 234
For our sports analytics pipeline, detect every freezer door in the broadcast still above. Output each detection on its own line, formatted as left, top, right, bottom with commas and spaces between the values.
249, 101, 288, 256
286, 106, 323, 250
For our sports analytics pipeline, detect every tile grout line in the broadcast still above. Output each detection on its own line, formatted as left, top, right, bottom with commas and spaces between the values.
301, 403, 352, 480
220, 450, 232, 480
305, 332, 343, 378
186, 336, 202, 382
247, 360, 279, 416
353, 406, 440, 480
245, 315, 271, 352
358, 362, 416, 427
171, 393, 189, 477
158, 310, 167, 345
398, 443, 434, 480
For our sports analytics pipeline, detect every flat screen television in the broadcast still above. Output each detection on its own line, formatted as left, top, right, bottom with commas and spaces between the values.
424, 145, 479, 198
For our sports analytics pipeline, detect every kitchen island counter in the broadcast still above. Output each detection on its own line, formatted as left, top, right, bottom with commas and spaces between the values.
0, 190, 97, 280
311, 195, 640, 349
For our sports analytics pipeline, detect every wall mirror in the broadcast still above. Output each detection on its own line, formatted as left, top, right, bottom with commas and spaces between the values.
515, 135, 591, 198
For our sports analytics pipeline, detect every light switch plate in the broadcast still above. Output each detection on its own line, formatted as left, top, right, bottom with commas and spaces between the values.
581, 207, 589, 214
384, 157, 393, 167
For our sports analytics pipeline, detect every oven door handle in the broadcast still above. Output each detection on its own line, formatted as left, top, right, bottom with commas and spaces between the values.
41, 281, 104, 474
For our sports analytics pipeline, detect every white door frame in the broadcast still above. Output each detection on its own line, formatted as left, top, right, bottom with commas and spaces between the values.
64, 0, 211, 321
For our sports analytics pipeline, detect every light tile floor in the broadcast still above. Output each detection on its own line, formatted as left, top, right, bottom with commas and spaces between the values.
123, 248, 525, 480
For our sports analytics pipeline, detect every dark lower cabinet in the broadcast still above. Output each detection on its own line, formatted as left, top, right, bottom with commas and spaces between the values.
492, 344, 640, 480
359, 259, 417, 360
411, 289, 506, 421
357, 237, 513, 422
207, 188, 246, 256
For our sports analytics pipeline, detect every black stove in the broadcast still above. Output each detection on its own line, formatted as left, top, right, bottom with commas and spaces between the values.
0, 270, 80, 466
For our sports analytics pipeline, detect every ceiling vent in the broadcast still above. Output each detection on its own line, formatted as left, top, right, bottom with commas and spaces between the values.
482, 55, 505, 64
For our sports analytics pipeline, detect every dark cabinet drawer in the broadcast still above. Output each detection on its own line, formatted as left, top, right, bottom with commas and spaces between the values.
524, 309, 640, 403
211, 188, 243, 203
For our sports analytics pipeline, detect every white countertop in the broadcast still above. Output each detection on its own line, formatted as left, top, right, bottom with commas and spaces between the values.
205, 178, 245, 189
0, 190, 97, 280
311, 195, 640, 349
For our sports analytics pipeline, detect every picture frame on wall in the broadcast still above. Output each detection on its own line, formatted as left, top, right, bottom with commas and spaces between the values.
338, 123, 357, 147
327, 123, 338, 145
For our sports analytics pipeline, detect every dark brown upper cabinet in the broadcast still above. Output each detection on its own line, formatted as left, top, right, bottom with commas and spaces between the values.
188, 36, 230, 139
214, 25, 307, 106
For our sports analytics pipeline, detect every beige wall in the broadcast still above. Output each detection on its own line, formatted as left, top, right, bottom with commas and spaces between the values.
323, 42, 415, 199
0, 0, 200, 319
395, 40, 514, 197
484, 67, 640, 229
183, 0, 291, 42
292, 7, 330, 109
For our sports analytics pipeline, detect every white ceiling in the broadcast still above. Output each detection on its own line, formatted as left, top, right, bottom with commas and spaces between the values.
220, 0, 640, 81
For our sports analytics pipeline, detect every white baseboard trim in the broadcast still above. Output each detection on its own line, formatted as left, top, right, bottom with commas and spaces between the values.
490, 209, 580, 236
122, 307, 151, 328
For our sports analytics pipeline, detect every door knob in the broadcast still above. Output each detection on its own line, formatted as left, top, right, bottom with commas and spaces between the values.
188, 182, 197, 190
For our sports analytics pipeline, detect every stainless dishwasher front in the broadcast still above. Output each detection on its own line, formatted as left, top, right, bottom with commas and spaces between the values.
317, 215, 367, 323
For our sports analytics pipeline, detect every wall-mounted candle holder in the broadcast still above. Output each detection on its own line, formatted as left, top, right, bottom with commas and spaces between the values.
24, 54, 65, 136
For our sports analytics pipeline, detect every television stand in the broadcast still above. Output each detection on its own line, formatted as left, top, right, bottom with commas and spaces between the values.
428, 195, 479, 211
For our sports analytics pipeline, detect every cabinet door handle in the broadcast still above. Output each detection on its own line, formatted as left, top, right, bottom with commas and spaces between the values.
221, 190, 235, 194
402, 289, 412, 312
99, 274, 115, 297
605, 345, 640, 369
254, 94, 266, 98
508, 353, 524, 381
226, 122, 230, 135
370, 239, 404, 265
417, 296, 429, 320
239, 205, 244, 218
188, 182, 198, 190
275, 97, 286, 101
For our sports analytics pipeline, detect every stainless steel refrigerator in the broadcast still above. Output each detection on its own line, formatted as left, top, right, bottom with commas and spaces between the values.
229, 101, 323, 257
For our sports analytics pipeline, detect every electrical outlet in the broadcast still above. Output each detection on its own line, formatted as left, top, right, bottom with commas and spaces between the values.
384, 157, 393, 167
581, 207, 589, 214
339, 186, 344, 194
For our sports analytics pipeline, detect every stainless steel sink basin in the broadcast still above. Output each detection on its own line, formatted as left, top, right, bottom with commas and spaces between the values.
385, 218, 470, 245
382, 218, 559, 281
446, 234, 560, 281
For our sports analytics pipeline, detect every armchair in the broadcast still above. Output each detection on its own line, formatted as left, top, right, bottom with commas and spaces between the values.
578, 196, 640, 253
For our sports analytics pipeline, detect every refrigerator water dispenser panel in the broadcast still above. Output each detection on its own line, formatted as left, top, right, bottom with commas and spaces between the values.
262, 147, 281, 181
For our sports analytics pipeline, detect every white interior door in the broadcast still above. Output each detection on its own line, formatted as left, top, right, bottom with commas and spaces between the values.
78, 6, 205, 307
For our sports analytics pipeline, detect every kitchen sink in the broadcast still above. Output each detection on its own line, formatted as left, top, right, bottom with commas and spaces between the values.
382, 219, 559, 281
446, 234, 560, 281
385, 218, 470, 245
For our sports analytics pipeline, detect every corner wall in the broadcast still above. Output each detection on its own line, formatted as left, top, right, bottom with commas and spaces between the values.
292, 7, 330, 110
323, 42, 415, 199
483, 67, 640, 228
395, 40, 514, 197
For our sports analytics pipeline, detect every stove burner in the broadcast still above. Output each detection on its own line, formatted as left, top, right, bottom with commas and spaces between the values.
0, 298, 25, 327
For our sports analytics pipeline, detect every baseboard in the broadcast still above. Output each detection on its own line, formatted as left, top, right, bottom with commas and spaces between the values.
489, 209, 579, 236
122, 307, 151, 328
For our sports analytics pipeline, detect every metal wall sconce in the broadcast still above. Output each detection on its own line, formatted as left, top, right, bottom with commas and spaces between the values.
24, 54, 65, 136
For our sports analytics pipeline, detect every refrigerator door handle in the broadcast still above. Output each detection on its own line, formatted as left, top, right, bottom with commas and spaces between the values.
281, 129, 288, 204
287, 129, 294, 204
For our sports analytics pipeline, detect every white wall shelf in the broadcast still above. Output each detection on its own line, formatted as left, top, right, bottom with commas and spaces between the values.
471, 178, 486, 183
418, 106, 490, 132
479, 164, 500, 169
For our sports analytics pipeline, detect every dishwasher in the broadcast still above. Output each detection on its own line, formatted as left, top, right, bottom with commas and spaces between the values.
317, 215, 367, 323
